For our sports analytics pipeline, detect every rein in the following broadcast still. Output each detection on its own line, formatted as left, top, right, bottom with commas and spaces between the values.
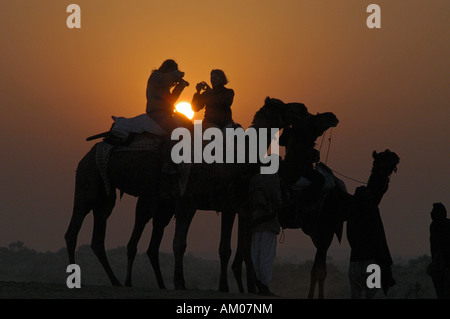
318, 127, 333, 164
319, 128, 367, 185
325, 127, 333, 164
329, 168, 368, 185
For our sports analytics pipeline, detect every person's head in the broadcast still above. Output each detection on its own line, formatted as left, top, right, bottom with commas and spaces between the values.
210, 69, 228, 88
431, 202, 447, 221
158, 59, 179, 73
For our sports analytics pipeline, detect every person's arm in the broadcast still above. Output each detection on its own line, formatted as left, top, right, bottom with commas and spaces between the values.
192, 82, 212, 112
168, 80, 188, 105
272, 176, 284, 213
162, 70, 184, 86
191, 91, 207, 112
249, 175, 266, 224
263, 175, 283, 214
430, 223, 437, 258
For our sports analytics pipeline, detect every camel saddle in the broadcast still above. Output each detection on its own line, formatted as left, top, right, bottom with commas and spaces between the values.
278, 163, 347, 232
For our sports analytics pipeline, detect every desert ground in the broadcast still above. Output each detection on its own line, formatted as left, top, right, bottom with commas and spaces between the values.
0, 281, 276, 299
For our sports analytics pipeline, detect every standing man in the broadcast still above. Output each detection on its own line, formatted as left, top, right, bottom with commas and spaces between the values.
346, 186, 395, 299
428, 202, 450, 299
249, 170, 283, 296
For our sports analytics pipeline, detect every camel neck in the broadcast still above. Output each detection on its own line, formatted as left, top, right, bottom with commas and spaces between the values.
366, 170, 390, 206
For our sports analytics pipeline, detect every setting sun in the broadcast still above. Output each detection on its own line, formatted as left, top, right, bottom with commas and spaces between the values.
175, 102, 195, 120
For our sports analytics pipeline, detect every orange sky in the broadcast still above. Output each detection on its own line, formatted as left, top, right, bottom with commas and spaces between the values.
0, 1, 449, 261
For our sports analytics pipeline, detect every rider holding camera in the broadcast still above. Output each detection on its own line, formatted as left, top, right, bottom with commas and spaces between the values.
192, 69, 235, 129
146, 59, 190, 177
146, 59, 190, 133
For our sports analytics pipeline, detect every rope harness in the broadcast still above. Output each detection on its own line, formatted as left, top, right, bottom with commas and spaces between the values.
318, 128, 367, 185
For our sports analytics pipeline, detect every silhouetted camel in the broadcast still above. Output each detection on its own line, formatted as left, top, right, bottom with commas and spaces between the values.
230, 111, 339, 293
64, 97, 308, 290
170, 98, 309, 291
280, 140, 399, 299
345, 149, 399, 298
230, 108, 399, 298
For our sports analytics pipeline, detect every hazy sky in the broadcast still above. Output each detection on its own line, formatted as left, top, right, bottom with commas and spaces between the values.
0, 1, 448, 261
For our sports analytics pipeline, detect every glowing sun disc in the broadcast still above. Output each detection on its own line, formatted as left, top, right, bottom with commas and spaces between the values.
175, 102, 194, 120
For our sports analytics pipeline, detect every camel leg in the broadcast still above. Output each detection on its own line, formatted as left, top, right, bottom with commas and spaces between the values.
218, 211, 236, 292
311, 249, 328, 299
242, 221, 258, 294
65, 201, 91, 265
148, 202, 174, 289
231, 249, 244, 293
317, 235, 334, 299
91, 198, 121, 286
317, 262, 327, 299
173, 207, 196, 290
308, 275, 317, 299
125, 196, 154, 287
232, 211, 257, 294
308, 261, 318, 299
308, 236, 332, 298
65, 153, 100, 265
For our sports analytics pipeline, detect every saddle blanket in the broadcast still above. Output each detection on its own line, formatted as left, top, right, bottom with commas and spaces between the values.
110, 113, 167, 140
292, 162, 347, 193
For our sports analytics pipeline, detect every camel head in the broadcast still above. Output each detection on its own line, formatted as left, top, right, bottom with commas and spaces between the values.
252, 97, 309, 128
282, 101, 310, 127
309, 112, 339, 139
372, 149, 400, 176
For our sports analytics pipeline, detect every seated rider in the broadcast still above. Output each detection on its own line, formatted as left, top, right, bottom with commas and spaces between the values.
146, 59, 189, 132
146, 59, 190, 175
191, 69, 235, 129
279, 125, 325, 210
